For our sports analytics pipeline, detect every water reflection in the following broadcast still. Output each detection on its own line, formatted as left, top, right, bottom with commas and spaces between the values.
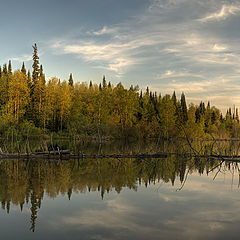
0, 140, 240, 239
0, 155, 239, 232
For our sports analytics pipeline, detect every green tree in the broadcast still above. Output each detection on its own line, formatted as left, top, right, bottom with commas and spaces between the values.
68, 73, 73, 86
180, 92, 188, 123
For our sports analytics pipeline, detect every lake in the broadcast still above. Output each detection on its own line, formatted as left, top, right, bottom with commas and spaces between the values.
0, 139, 240, 239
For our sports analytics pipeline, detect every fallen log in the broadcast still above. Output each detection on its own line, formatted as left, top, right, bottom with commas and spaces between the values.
0, 151, 239, 162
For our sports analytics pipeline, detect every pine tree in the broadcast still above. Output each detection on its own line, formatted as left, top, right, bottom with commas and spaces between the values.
102, 75, 107, 89
172, 91, 177, 106
200, 102, 206, 115
21, 62, 27, 75
8, 60, 12, 75
27, 70, 32, 89
229, 108, 232, 119
180, 92, 188, 123
32, 43, 40, 87
31, 45, 47, 127
39, 65, 45, 81
146, 86, 149, 95
89, 80, 93, 88
207, 101, 210, 109
3, 64, 7, 74
68, 73, 73, 86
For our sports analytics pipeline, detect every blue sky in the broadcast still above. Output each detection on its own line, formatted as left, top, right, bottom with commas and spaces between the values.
1, 0, 240, 111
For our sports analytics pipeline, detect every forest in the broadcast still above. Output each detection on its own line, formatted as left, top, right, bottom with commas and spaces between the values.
0, 44, 239, 140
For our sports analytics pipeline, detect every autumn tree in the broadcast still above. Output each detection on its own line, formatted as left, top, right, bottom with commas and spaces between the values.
5, 70, 30, 123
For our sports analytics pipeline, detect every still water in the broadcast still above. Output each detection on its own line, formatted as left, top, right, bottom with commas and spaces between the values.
0, 139, 240, 239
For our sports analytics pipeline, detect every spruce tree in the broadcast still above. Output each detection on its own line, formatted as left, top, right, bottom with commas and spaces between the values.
39, 65, 46, 85
21, 62, 27, 75
102, 75, 107, 89
8, 60, 12, 75
3, 64, 7, 74
229, 108, 232, 119
27, 70, 32, 89
199, 102, 206, 115
207, 101, 210, 109
89, 80, 93, 88
180, 92, 188, 123
146, 86, 149, 95
32, 43, 40, 87
172, 91, 177, 106
68, 73, 73, 86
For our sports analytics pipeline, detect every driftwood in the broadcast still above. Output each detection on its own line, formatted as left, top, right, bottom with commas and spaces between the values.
0, 150, 240, 162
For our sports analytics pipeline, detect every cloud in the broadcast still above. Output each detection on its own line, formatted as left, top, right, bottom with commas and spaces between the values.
157, 70, 205, 80
46, 169, 240, 240
54, 42, 138, 74
163, 34, 240, 67
148, 0, 187, 12
199, 4, 240, 22
12, 54, 32, 62
51, 35, 160, 74
92, 26, 118, 36
49, 0, 240, 111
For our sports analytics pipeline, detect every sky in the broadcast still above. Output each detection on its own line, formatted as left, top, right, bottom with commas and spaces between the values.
1, 0, 240, 111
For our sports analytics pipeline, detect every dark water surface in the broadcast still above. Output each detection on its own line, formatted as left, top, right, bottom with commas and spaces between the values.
1, 139, 240, 239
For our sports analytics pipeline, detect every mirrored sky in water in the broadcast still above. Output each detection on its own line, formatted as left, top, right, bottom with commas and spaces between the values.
1, 165, 240, 240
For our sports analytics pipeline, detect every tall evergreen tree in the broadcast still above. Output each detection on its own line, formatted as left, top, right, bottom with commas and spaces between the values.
39, 65, 45, 80
68, 73, 73, 86
102, 75, 107, 89
8, 60, 12, 75
89, 80, 93, 88
21, 62, 27, 75
180, 92, 188, 123
172, 91, 177, 106
27, 70, 32, 88
3, 63, 7, 74
32, 43, 40, 87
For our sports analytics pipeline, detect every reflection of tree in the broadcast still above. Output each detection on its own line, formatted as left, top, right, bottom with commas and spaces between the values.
30, 191, 38, 232
0, 140, 240, 231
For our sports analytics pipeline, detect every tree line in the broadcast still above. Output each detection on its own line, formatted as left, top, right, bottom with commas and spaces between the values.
0, 44, 239, 139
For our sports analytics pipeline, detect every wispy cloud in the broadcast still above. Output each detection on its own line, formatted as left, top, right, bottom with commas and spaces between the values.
157, 70, 205, 80
91, 26, 118, 36
12, 54, 32, 62
51, 35, 161, 74
199, 4, 240, 22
